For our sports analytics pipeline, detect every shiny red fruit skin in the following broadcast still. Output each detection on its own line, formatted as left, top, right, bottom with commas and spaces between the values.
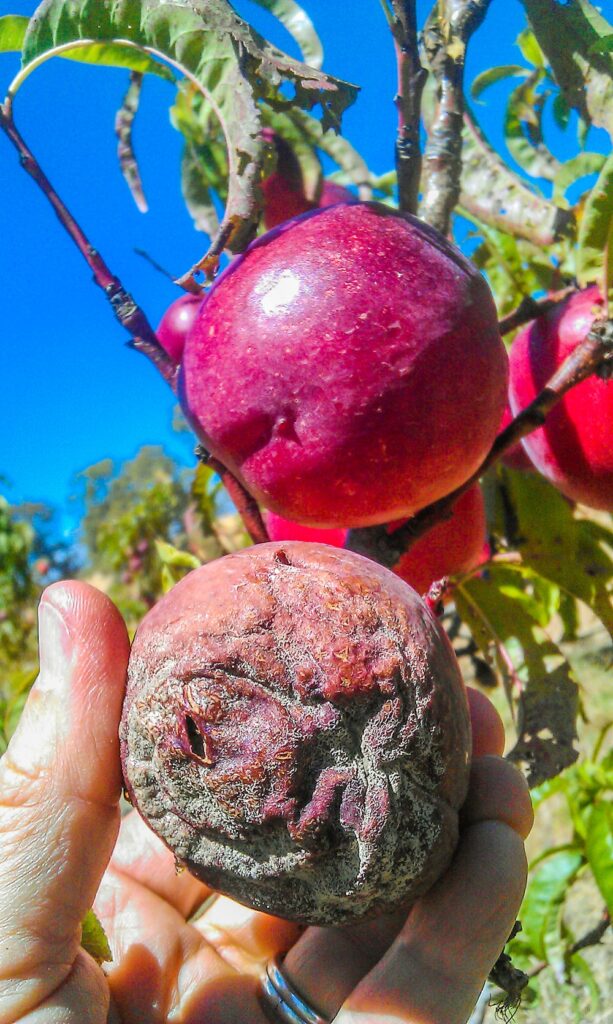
156, 293, 203, 364
182, 202, 508, 528
393, 484, 488, 595
498, 405, 534, 472
319, 181, 354, 207
265, 510, 348, 548
509, 286, 613, 510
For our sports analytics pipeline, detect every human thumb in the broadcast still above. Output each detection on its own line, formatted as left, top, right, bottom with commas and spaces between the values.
0, 582, 130, 1024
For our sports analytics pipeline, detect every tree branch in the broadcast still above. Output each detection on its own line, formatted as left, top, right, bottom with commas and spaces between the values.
385, 1, 427, 214
346, 317, 613, 567
0, 99, 178, 389
419, 0, 493, 235
498, 287, 576, 336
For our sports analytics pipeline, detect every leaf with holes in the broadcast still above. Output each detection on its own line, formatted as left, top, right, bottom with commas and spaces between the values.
19, 0, 358, 281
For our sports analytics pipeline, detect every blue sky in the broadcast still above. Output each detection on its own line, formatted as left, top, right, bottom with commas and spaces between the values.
0, 0, 607, 533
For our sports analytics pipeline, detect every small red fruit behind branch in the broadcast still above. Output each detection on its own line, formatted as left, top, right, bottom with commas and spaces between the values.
120, 542, 471, 926
156, 293, 203, 364
509, 287, 613, 510
180, 202, 508, 528
265, 510, 348, 548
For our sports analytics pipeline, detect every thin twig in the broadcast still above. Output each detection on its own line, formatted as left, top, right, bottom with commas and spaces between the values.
527, 909, 610, 979
419, 0, 493, 235
0, 100, 177, 389
499, 287, 576, 336
346, 318, 613, 567
386, 1, 427, 214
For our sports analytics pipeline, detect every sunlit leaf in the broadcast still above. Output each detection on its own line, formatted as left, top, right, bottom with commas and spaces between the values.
504, 72, 560, 181
155, 539, 201, 571
585, 802, 613, 913
576, 152, 613, 287
516, 26, 546, 68
249, 0, 323, 68
520, 849, 583, 958
0, 14, 28, 52
553, 151, 607, 201
471, 64, 529, 100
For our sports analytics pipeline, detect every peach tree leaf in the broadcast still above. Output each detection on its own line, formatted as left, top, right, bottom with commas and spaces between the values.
81, 909, 112, 965
521, 0, 613, 139
470, 64, 529, 100
19, 0, 358, 277
519, 850, 583, 959
576, 152, 613, 288
585, 802, 613, 914
553, 151, 607, 202
0, 14, 29, 51
504, 71, 561, 182
249, 0, 323, 69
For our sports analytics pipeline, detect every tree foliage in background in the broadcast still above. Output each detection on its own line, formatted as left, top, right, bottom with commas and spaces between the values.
0, 1, 612, 1018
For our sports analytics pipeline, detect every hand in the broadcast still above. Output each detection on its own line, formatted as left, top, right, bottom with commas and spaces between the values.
0, 581, 533, 1024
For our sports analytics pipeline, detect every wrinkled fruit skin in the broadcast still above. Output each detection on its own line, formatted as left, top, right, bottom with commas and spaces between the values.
509, 286, 612, 510
121, 542, 471, 926
265, 509, 348, 549
498, 405, 534, 473
181, 202, 508, 527
393, 484, 488, 595
157, 293, 203, 364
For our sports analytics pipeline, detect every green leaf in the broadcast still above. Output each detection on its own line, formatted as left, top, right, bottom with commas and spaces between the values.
576, 152, 613, 287
501, 470, 613, 638
155, 539, 201, 571
249, 0, 323, 69
590, 34, 613, 54
585, 801, 613, 913
456, 573, 579, 785
471, 64, 529, 100
504, 72, 560, 181
521, 0, 613, 138
180, 143, 222, 236
19, 0, 358, 278
81, 909, 112, 965
570, 953, 602, 1015
0, 14, 29, 52
520, 849, 583, 958
516, 26, 546, 68
552, 92, 571, 132
553, 151, 607, 201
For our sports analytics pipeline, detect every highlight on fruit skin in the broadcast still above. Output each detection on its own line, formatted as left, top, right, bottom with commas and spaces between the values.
509, 286, 613, 510
120, 542, 472, 927
181, 201, 508, 529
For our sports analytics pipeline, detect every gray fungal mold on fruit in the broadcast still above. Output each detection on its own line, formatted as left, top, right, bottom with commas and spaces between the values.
120, 542, 471, 926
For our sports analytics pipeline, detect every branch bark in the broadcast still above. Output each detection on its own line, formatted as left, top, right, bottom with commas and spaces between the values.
386, 1, 427, 214
346, 317, 613, 567
527, 909, 610, 979
419, 0, 493, 235
499, 287, 576, 336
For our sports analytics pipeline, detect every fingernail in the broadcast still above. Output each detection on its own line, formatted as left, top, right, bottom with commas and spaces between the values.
38, 597, 71, 691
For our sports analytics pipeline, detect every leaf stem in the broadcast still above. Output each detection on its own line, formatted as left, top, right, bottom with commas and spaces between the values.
197, 448, 269, 545
346, 317, 613, 566
419, 0, 493, 235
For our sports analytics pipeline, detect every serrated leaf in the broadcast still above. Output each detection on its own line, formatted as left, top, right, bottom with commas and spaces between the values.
20, 0, 358, 279
249, 0, 323, 69
520, 849, 583, 958
553, 151, 607, 201
81, 909, 112, 965
471, 64, 529, 100
456, 572, 579, 786
576, 152, 613, 287
155, 539, 201, 570
0, 14, 29, 52
585, 801, 613, 913
521, 0, 613, 139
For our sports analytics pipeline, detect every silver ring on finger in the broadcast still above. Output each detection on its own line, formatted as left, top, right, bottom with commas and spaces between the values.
259, 954, 330, 1024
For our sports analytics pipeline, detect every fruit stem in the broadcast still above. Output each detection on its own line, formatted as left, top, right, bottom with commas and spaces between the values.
0, 100, 177, 389
347, 317, 613, 567
386, 1, 427, 214
196, 448, 270, 545
419, 0, 493, 235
